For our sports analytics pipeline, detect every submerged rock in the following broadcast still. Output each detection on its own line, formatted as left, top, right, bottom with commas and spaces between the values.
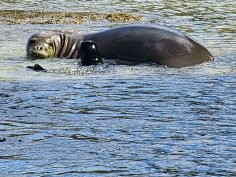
0, 10, 142, 24
0, 138, 6, 142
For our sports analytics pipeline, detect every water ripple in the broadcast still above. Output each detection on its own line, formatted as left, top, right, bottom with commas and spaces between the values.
0, 0, 235, 176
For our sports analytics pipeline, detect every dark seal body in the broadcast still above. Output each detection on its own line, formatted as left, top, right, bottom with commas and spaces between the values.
27, 24, 213, 68
85, 24, 213, 68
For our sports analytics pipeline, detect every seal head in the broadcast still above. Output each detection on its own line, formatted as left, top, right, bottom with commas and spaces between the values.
26, 33, 60, 59
26, 32, 83, 59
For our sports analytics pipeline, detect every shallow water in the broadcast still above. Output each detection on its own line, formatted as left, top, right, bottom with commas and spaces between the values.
0, 0, 236, 176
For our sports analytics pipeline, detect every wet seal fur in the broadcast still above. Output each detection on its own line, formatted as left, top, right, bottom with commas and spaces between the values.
26, 24, 213, 68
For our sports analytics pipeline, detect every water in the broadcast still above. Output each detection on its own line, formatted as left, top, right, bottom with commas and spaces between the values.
0, 0, 235, 176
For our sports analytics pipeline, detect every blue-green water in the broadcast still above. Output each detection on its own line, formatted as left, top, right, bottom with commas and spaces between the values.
0, 1, 235, 176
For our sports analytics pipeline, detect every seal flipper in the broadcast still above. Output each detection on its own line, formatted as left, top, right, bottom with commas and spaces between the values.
79, 41, 103, 66
27, 64, 47, 72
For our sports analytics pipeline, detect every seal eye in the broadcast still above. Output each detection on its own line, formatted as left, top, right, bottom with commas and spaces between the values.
48, 42, 53, 47
28, 39, 36, 45
45, 39, 53, 47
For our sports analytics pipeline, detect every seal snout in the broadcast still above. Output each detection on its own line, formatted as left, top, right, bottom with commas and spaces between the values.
33, 45, 45, 51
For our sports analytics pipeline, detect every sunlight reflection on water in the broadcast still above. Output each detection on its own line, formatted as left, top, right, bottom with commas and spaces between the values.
0, 0, 235, 176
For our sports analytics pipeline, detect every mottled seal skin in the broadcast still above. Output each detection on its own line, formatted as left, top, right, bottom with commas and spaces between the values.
26, 24, 214, 68
26, 32, 83, 59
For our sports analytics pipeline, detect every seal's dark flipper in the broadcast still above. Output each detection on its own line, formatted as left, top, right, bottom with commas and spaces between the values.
27, 64, 47, 72
79, 40, 103, 66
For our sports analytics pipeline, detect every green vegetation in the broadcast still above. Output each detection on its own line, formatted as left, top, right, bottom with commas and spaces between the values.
0, 10, 142, 24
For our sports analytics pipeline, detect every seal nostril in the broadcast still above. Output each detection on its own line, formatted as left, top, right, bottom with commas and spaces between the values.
34, 46, 44, 51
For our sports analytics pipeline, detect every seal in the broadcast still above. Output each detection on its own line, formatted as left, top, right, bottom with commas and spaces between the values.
26, 24, 214, 68
26, 32, 83, 59
79, 41, 103, 66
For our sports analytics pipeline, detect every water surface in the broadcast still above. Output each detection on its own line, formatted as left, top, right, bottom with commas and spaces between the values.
0, 0, 235, 176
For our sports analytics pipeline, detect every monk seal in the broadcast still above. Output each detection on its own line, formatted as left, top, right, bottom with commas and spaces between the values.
79, 41, 103, 66
26, 24, 213, 68
26, 32, 83, 59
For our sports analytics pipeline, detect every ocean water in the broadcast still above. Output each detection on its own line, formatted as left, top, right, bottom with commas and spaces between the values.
0, 0, 235, 176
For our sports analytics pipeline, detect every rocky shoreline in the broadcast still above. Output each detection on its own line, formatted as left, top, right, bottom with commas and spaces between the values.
0, 10, 142, 24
